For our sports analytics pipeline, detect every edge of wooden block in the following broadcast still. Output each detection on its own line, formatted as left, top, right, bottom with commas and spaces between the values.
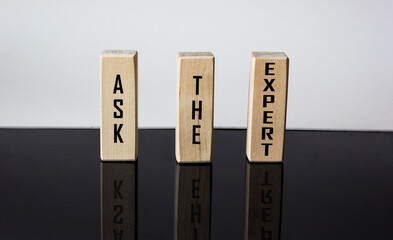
100, 49, 138, 162
251, 52, 288, 60
175, 52, 214, 163
176, 159, 212, 164
101, 158, 137, 162
246, 56, 257, 160
246, 51, 289, 163
101, 50, 137, 57
178, 52, 214, 59
246, 154, 283, 162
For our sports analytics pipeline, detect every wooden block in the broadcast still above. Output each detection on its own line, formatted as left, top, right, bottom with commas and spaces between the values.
100, 50, 138, 161
175, 164, 212, 240
176, 52, 215, 163
101, 162, 137, 240
246, 52, 289, 162
244, 163, 283, 240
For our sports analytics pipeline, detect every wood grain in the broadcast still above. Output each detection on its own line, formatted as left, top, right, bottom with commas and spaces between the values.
246, 52, 289, 162
176, 52, 215, 163
100, 50, 138, 161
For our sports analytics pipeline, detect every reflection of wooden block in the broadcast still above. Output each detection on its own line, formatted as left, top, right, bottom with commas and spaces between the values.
244, 163, 282, 240
175, 164, 212, 240
176, 52, 215, 163
100, 50, 138, 161
101, 162, 136, 240
246, 52, 289, 162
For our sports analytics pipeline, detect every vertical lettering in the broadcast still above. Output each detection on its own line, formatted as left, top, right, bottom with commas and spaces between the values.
114, 124, 123, 143
261, 208, 272, 222
193, 76, 202, 95
192, 179, 200, 198
263, 95, 274, 107
113, 99, 123, 118
261, 127, 273, 140
263, 79, 275, 92
263, 111, 273, 124
113, 229, 123, 240
192, 100, 202, 120
261, 226, 272, 240
261, 189, 272, 204
192, 125, 201, 144
261, 143, 272, 156
113, 74, 124, 94
114, 180, 123, 199
191, 204, 201, 223
265, 63, 275, 76
261, 172, 272, 186
113, 205, 123, 224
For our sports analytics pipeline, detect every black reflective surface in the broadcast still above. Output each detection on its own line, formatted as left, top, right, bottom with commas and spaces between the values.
0, 129, 392, 239
175, 163, 212, 240
101, 162, 136, 239
245, 163, 282, 240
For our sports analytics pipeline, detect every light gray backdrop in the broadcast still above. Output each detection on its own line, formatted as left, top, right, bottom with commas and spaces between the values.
1, 0, 392, 130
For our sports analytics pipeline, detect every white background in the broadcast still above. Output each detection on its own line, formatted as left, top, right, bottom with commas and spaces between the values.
1, 0, 392, 130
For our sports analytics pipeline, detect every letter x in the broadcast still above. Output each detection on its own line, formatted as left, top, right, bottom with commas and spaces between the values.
263, 79, 275, 92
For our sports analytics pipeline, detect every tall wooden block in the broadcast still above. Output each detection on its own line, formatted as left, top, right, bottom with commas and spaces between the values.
175, 164, 212, 240
176, 52, 215, 163
101, 162, 137, 240
246, 52, 289, 162
100, 50, 138, 161
244, 163, 283, 240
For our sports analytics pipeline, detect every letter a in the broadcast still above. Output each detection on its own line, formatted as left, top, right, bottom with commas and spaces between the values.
113, 74, 124, 94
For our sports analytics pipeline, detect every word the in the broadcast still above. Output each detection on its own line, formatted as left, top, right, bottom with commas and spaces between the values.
192, 76, 202, 145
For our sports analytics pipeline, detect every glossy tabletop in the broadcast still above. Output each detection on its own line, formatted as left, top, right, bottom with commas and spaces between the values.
0, 129, 392, 239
